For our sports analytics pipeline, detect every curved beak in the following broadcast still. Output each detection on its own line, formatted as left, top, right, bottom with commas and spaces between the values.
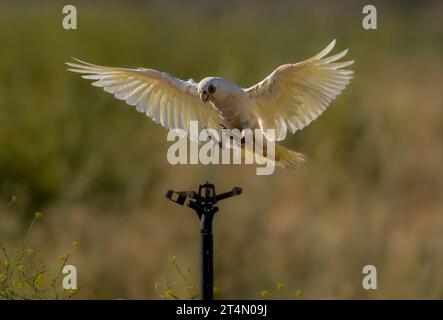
200, 91, 209, 103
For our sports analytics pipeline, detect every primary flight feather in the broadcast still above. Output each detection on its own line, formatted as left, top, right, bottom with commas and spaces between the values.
66, 39, 354, 168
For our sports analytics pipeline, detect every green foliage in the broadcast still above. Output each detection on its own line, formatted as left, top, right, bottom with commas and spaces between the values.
155, 256, 301, 300
0, 197, 80, 300
155, 256, 199, 300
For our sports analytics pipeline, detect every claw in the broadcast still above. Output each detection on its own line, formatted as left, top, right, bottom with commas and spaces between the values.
203, 126, 211, 140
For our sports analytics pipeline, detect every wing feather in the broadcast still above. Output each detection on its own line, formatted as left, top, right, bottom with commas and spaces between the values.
66, 59, 221, 134
245, 40, 354, 140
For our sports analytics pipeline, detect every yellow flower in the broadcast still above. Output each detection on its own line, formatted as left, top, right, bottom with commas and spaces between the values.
2, 258, 10, 267
17, 263, 26, 273
154, 282, 160, 290
34, 274, 44, 288
34, 211, 43, 219
295, 290, 303, 298
276, 283, 284, 290
12, 280, 23, 289
58, 255, 66, 262
72, 241, 80, 249
171, 255, 177, 263
213, 286, 221, 295
26, 248, 34, 255
261, 290, 269, 299
165, 289, 175, 298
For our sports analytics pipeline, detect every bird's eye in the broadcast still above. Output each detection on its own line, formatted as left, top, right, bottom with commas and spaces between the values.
208, 84, 216, 94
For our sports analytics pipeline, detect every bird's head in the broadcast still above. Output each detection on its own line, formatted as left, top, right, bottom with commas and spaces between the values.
198, 77, 233, 104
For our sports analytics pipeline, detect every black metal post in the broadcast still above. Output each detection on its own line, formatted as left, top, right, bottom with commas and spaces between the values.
165, 182, 241, 301
200, 208, 214, 300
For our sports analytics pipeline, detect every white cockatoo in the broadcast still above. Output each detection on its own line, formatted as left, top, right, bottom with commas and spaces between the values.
67, 39, 353, 168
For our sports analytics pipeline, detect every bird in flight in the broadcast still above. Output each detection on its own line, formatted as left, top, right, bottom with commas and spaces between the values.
67, 39, 353, 169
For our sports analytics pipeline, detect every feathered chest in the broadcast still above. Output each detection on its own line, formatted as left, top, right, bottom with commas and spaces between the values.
210, 95, 254, 129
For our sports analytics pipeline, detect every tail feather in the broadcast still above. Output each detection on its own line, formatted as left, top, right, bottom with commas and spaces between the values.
274, 144, 305, 169
238, 141, 306, 169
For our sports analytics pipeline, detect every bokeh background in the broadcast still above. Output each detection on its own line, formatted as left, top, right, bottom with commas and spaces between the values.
0, 0, 442, 299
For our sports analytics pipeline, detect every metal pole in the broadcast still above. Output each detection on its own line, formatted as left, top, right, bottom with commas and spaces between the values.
165, 182, 241, 301
200, 209, 214, 300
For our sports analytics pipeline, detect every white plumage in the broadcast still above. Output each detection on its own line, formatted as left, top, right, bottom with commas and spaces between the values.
67, 39, 354, 168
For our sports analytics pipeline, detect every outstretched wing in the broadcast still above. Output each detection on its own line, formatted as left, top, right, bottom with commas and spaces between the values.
66, 59, 221, 134
245, 40, 354, 140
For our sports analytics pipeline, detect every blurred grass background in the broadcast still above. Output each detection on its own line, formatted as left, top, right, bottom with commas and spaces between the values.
0, 0, 442, 299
